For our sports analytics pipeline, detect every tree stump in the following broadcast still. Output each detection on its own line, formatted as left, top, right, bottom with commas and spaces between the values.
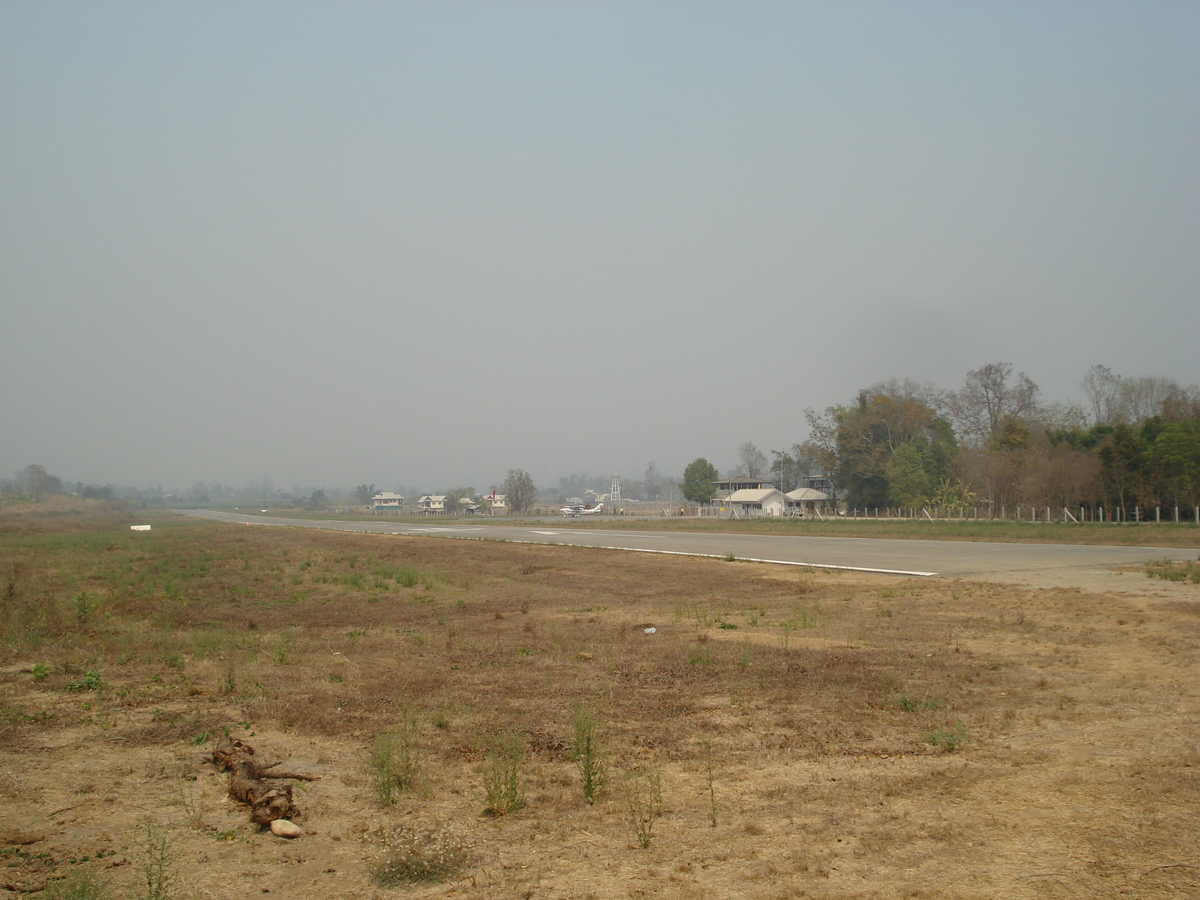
212, 736, 315, 826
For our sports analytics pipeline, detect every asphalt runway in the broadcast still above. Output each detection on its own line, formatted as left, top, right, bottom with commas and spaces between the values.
177, 510, 1193, 578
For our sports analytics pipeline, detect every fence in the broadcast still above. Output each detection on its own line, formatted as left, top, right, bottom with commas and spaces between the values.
839, 504, 1200, 524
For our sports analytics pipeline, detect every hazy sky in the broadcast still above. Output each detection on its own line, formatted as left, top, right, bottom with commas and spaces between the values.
3, 1, 1197, 492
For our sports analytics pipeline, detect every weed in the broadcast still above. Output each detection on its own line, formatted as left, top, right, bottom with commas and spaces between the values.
178, 779, 205, 828
370, 712, 422, 805
44, 869, 114, 900
571, 706, 608, 804
796, 567, 815, 595
1144, 559, 1200, 583
31, 662, 50, 682
70, 591, 100, 621
480, 730, 526, 816
686, 643, 711, 666
372, 822, 473, 886
65, 670, 101, 692
737, 638, 752, 670
704, 742, 718, 827
778, 621, 795, 650
892, 693, 944, 712
218, 665, 237, 696
135, 823, 178, 900
623, 767, 662, 849
268, 632, 294, 665
922, 723, 967, 752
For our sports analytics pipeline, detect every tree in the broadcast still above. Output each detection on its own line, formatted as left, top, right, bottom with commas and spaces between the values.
444, 487, 473, 514
1119, 376, 1188, 424
1082, 365, 1123, 425
354, 483, 376, 505
680, 458, 718, 504
502, 469, 537, 514
951, 362, 1040, 446
15, 464, 62, 498
1149, 420, 1200, 505
307, 489, 328, 509
644, 462, 661, 501
768, 449, 809, 493
885, 444, 932, 508
737, 442, 767, 479
1098, 424, 1146, 510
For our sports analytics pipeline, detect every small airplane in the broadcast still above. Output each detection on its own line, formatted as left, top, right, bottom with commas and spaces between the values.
560, 502, 604, 517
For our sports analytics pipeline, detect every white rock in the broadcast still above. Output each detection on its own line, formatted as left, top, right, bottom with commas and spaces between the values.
270, 819, 301, 838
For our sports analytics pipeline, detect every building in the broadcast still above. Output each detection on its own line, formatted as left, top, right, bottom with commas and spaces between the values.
786, 487, 830, 517
725, 488, 788, 517
416, 495, 446, 514
712, 475, 776, 499
369, 492, 404, 513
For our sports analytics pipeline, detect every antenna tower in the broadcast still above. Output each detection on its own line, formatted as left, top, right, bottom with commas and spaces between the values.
610, 474, 621, 504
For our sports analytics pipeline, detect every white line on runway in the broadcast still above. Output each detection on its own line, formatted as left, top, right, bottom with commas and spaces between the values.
512, 536, 938, 577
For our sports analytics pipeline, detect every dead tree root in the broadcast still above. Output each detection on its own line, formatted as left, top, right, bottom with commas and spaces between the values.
212, 735, 317, 826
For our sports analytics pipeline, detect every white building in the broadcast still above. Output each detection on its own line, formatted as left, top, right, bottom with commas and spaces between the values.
725, 488, 788, 517
369, 492, 404, 512
416, 495, 446, 514
786, 487, 830, 517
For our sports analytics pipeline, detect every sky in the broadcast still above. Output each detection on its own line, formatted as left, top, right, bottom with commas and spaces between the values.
2, 1, 1197, 493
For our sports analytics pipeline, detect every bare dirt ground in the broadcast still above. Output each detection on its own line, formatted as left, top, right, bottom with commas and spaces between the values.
1, 511, 1197, 899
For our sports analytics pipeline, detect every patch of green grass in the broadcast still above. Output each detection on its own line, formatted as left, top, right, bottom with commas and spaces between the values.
43, 869, 114, 900
922, 723, 966, 752
65, 670, 101, 692
1144, 559, 1200, 583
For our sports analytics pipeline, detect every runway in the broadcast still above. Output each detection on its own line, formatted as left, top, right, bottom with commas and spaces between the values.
177, 509, 1192, 579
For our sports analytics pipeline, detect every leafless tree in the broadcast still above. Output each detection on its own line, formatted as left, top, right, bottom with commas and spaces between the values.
1081, 365, 1123, 425
1118, 376, 1187, 423
737, 442, 768, 479
643, 462, 661, 501
951, 362, 1040, 446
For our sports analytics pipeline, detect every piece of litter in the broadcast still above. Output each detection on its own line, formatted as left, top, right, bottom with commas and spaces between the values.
644, 627, 656, 634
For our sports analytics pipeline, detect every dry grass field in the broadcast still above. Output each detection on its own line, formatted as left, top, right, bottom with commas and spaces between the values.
1, 502, 1197, 899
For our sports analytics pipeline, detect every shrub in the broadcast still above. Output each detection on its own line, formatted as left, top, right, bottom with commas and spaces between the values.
135, 823, 178, 900
571, 707, 607, 804
481, 731, 526, 816
624, 767, 662, 849
370, 713, 422, 805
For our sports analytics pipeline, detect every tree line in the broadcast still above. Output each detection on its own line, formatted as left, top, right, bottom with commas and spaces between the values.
797, 363, 1199, 514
